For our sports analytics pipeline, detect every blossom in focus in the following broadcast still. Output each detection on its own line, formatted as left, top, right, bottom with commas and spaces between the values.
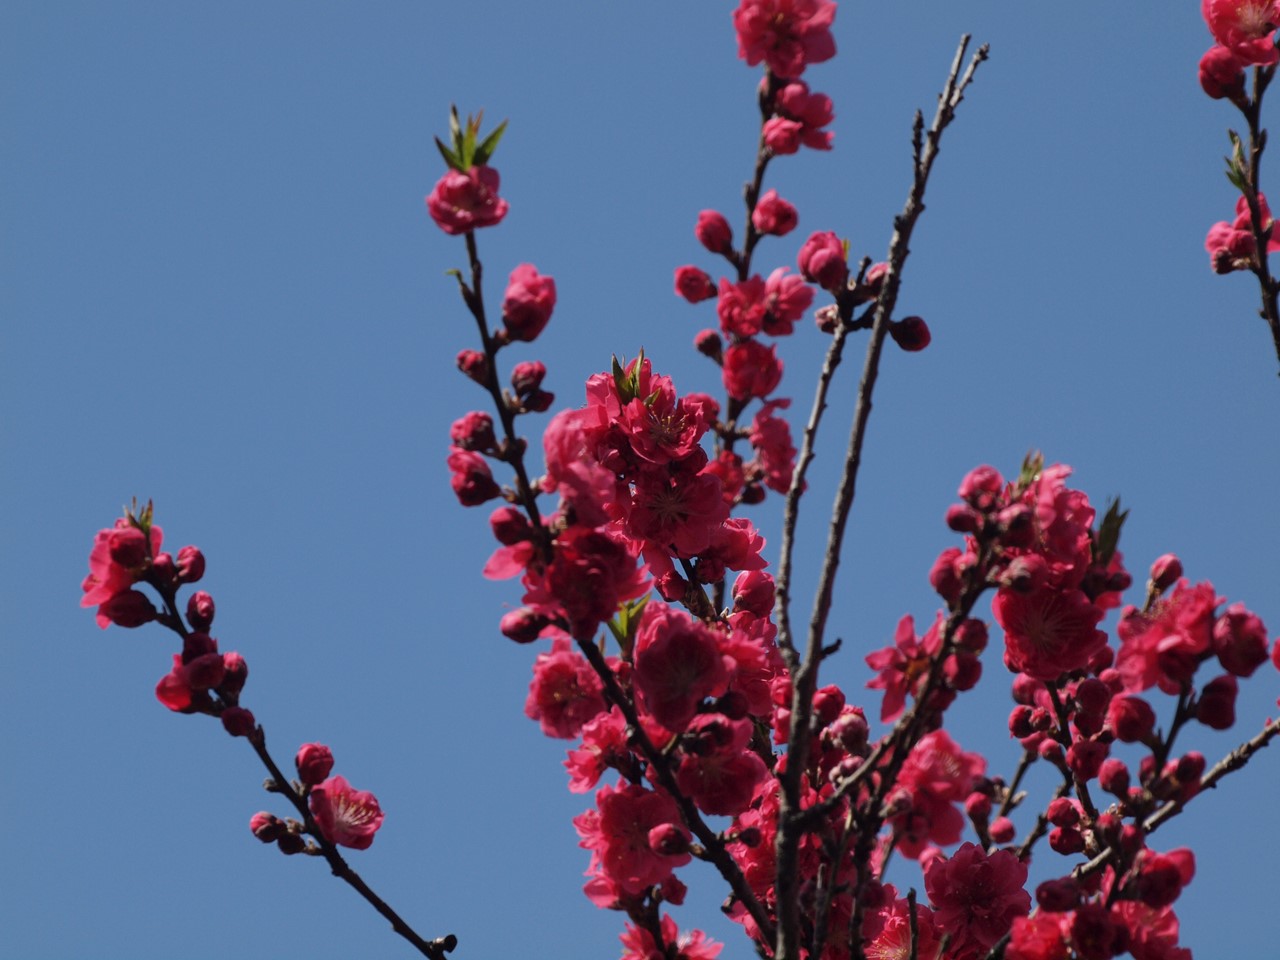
633, 602, 730, 731
308, 775, 385, 850
426, 165, 509, 235
993, 586, 1107, 682
733, 0, 837, 79
925, 842, 1031, 953
1202, 0, 1280, 65
525, 635, 607, 739
574, 782, 691, 899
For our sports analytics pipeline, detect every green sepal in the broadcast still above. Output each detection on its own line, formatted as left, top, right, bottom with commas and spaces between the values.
1017, 450, 1044, 489
611, 349, 646, 404
435, 136, 463, 172
474, 119, 508, 167
607, 595, 650, 659
1093, 497, 1129, 568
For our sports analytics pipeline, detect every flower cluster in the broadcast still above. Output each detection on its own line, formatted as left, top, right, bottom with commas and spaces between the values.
81, 506, 384, 860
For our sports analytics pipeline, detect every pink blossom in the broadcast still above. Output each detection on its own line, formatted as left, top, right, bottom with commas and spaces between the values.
619, 915, 721, 960
575, 782, 691, 898
564, 706, 628, 793
524, 635, 607, 739
993, 586, 1107, 682
500, 263, 556, 342
633, 603, 730, 730
617, 382, 712, 465
774, 80, 834, 149
797, 230, 847, 292
675, 714, 768, 816
862, 894, 944, 960
762, 268, 813, 336
722, 339, 782, 400
762, 116, 804, 155
1116, 580, 1222, 692
733, 0, 837, 79
1212, 601, 1271, 676
308, 775, 385, 850
866, 614, 943, 722
628, 467, 729, 557
925, 842, 1031, 953
717, 276, 769, 337
81, 520, 163, 628
1205, 193, 1280, 272
524, 527, 648, 640
747, 399, 797, 492
894, 729, 985, 859
751, 189, 798, 236
1202, 0, 1280, 65
425, 165, 509, 235
1007, 913, 1071, 960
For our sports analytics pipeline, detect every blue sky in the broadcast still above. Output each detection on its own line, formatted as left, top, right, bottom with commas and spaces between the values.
4, 2, 1278, 958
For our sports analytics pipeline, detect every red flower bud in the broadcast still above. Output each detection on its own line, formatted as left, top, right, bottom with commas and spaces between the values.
988, 817, 1015, 844
176, 545, 205, 583
675, 265, 717, 303
296, 742, 336, 787
186, 590, 216, 631
1196, 673, 1238, 730
888, 315, 931, 352
220, 651, 248, 698
1098, 758, 1130, 796
250, 812, 285, 843
500, 607, 549, 644
108, 526, 150, 568
456, 349, 490, 385
1149, 553, 1183, 593
1107, 695, 1156, 743
221, 706, 256, 737
98, 589, 157, 628
695, 210, 733, 255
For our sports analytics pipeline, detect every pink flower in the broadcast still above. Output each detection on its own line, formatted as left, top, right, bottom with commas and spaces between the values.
674, 715, 768, 816
717, 276, 770, 337
1206, 193, 1280, 273
1202, 0, 1280, 65
633, 602, 730, 730
524, 635, 607, 739
308, 775, 385, 850
722, 339, 782, 401
564, 706, 628, 793
620, 915, 721, 960
863, 894, 944, 960
797, 230, 847, 291
81, 519, 163, 628
733, 0, 837, 79
866, 614, 942, 722
575, 783, 691, 897
894, 729, 986, 859
1007, 913, 1071, 960
751, 189, 798, 236
524, 527, 648, 640
425, 165, 509, 235
762, 268, 813, 336
993, 586, 1108, 682
774, 80, 834, 150
925, 842, 1031, 953
762, 116, 803, 155
748, 399, 797, 492
628, 467, 730, 557
501, 263, 556, 341
1116, 580, 1222, 693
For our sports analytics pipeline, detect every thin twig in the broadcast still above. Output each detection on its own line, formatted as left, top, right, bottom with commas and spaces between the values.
773, 38, 989, 960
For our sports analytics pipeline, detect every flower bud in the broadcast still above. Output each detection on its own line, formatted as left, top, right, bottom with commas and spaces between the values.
1036, 877, 1080, 912
695, 210, 733, 255
151, 552, 176, 585
1048, 826, 1085, 855
1212, 602, 1270, 677
108, 526, 150, 568
1046, 797, 1080, 827
1136, 853, 1185, 908
751, 190, 798, 236
1098, 758, 1130, 796
888, 315, 931, 352
185, 652, 225, 691
797, 231, 848, 292
450, 411, 497, 452
1196, 673, 1238, 730
296, 742, 336, 787
988, 816, 1015, 843
501, 264, 556, 342
1067, 739, 1108, 781
648, 823, 689, 857
500, 607, 549, 644
1199, 44, 1246, 101
964, 791, 992, 820
221, 706, 256, 738
693, 328, 723, 362
98, 589, 157, 628
1107, 695, 1156, 743
186, 590, 216, 631
945, 503, 981, 533
675, 265, 717, 303
510, 360, 547, 396
1149, 553, 1183, 593
456, 349, 490, 385
489, 506, 531, 546
220, 651, 248, 698
1008, 705, 1035, 739
176, 545, 206, 583
250, 812, 285, 843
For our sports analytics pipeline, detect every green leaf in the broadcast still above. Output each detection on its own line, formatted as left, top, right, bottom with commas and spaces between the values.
609, 595, 650, 659
1017, 450, 1044, 489
1093, 497, 1129, 568
435, 136, 462, 171
448, 105, 462, 150
474, 119, 509, 166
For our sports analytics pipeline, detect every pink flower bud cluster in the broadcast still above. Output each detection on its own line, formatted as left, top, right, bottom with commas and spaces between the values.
1204, 194, 1280, 273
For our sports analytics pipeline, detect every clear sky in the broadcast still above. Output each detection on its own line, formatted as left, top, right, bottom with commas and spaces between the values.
4, 2, 1278, 958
